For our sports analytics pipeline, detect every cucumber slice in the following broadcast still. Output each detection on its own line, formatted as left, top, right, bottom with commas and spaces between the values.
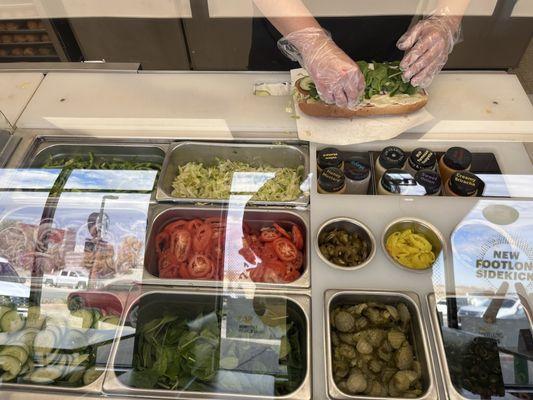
91, 309, 102, 327
14, 328, 40, 346
62, 329, 88, 352
19, 360, 32, 375
41, 350, 60, 367
63, 353, 89, 378
33, 329, 57, 356
52, 354, 72, 378
69, 310, 93, 331
0, 305, 12, 322
82, 366, 102, 386
67, 366, 85, 384
0, 310, 25, 333
0, 371, 17, 382
26, 306, 46, 330
0, 345, 28, 364
100, 315, 120, 326
299, 76, 314, 91
0, 355, 22, 377
27, 366, 62, 384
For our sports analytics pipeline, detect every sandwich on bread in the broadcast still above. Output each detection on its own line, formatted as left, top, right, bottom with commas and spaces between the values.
295, 61, 428, 118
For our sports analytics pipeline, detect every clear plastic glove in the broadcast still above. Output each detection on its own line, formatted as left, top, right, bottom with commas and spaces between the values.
278, 27, 365, 108
397, 15, 461, 88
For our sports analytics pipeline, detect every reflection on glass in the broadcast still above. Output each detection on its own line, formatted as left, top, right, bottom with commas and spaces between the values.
480, 174, 533, 198
450, 201, 533, 294
0, 169, 61, 191
113, 292, 307, 397
437, 295, 532, 399
149, 208, 306, 285
64, 170, 158, 192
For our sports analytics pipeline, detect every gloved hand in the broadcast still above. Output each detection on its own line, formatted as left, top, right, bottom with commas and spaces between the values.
397, 15, 461, 88
278, 27, 365, 108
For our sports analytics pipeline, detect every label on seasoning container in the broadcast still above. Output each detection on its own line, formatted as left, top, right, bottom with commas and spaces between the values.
448, 171, 484, 197
317, 147, 342, 170
409, 148, 437, 171
378, 146, 407, 170
318, 167, 345, 193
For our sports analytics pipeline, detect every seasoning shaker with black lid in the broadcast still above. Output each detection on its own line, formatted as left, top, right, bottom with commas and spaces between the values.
375, 146, 407, 181
343, 158, 370, 194
406, 148, 437, 175
415, 169, 442, 196
444, 171, 484, 197
378, 169, 425, 196
439, 146, 472, 183
317, 147, 343, 173
318, 167, 346, 194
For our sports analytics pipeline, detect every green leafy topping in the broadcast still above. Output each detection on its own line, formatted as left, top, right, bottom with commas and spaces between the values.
356, 61, 419, 99
301, 61, 419, 102
127, 308, 305, 396
41, 152, 161, 197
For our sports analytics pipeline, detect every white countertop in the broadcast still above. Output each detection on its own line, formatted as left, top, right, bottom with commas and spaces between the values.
14, 70, 533, 142
0, 72, 43, 128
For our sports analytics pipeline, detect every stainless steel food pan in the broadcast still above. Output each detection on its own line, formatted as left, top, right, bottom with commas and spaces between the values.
325, 290, 437, 400
103, 288, 311, 400
156, 141, 310, 207
427, 293, 533, 400
143, 205, 310, 289
20, 138, 167, 169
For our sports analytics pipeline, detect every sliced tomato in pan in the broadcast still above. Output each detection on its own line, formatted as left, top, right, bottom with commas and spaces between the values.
239, 246, 256, 265
192, 222, 212, 253
291, 224, 304, 250
163, 220, 189, 235
155, 231, 170, 254
260, 227, 280, 242
170, 229, 191, 263
273, 223, 292, 240
285, 251, 303, 272
261, 260, 288, 283
273, 238, 297, 262
187, 254, 216, 280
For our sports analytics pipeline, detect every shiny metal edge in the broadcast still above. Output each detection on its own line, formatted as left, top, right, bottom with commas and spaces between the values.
0, 135, 20, 167
426, 292, 532, 400
315, 217, 377, 271
142, 204, 310, 289
324, 290, 437, 400
18, 136, 171, 168
155, 141, 310, 208
103, 287, 312, 400
381, 217, 447, 274
427, 293, 459, 400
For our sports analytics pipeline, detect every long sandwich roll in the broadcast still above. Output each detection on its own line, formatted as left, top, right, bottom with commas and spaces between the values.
295, 61, 428, 118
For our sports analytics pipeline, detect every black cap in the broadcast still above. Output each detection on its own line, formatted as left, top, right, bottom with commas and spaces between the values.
378, 146, 407, 170
344, 158, 370, 181
448, 171, 484, 197
381, 169, 418, 194
318, 167, 345, 193
408, 148, 437, 171
442, 147, 472, 171
415, 170, 442, 195
317, 147, 342, 170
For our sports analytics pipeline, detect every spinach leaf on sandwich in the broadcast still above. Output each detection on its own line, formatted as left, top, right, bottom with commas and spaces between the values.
356, 61, 419, 99
299, 61, 419, 102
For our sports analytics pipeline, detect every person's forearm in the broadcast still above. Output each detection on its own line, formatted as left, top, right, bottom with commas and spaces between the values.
434, 0, 471, 29
252, 0, 321, 36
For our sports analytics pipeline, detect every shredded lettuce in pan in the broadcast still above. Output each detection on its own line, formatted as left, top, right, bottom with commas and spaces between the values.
171, 159, 304, 201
